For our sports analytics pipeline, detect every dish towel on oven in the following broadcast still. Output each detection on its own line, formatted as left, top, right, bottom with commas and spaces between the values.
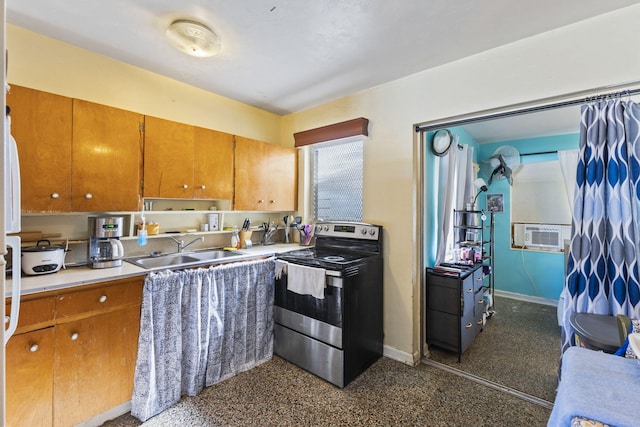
287, 263, 326, 299
274, 259, 287, 279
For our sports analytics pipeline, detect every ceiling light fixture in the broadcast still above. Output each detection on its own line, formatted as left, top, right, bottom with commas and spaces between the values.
166, 19, 221, 58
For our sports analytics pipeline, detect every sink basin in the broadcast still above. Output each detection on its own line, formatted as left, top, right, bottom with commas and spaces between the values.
126, 249, 243, 270
191, 249, 243, 261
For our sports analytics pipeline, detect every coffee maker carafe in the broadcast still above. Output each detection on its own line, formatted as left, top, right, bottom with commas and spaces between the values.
89, 216, 125, 269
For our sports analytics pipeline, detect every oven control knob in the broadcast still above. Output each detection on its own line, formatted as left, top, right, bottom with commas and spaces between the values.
369, 228, 377, 236
316, 225, 322, 232
323, 225, 329, 231
361, 228, 367, 235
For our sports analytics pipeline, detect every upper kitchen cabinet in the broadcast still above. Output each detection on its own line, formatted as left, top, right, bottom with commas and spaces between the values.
143, 116, 234, 200
194, 126, 234, 200
234, 136, 298, 211
6, 85, 143, 213
72, 100, 143, 212
6, 85, 73, 212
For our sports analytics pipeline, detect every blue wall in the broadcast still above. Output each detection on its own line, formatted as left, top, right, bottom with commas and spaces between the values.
425, 130, 580, 301
424, 128, 479, 267
478, 134, 579, 301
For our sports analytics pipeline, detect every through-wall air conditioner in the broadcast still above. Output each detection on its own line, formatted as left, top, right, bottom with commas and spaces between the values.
523, 224, 562, 250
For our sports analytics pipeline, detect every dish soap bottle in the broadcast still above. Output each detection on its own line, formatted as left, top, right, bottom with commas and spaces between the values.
231, 228, 240, 249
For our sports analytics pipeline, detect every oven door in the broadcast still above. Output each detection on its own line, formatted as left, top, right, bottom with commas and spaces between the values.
274, 270, 343, 327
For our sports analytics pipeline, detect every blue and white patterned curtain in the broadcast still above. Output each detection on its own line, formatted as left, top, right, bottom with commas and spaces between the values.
131, 258, 275, 421
561, 99, 640, 352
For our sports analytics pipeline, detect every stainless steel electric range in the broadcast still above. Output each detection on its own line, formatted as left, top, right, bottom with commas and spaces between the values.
274, 221, 383, 388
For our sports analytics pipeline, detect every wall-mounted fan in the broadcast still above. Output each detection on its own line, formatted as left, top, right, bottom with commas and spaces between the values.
479, 145, 521, 185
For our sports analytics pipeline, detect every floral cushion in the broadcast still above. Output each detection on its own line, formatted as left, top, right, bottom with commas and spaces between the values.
571, 417, 612, 427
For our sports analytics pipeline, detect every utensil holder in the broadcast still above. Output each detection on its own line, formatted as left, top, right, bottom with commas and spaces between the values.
299, 230, 313, 246
239, 230, 253, 248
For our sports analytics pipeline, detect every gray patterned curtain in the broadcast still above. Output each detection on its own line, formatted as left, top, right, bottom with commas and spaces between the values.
561, 100, 640, 352
131, 258, 275, 421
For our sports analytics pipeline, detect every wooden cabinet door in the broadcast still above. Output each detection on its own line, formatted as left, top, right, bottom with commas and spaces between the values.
6, 328, 55, 427
266, 143, 297, 211
6, 85, 73, 212
234, 136, 268, 210
193, 127, 234, 200
53, 304, 141, 427
72, 100, 143, 211
143, 116, 195, 198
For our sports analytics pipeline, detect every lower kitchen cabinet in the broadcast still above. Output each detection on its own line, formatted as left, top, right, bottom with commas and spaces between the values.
5, 277, 144, 427
426, 265, 485, 361
53, 304, 141, 426
6, 327, 55, 427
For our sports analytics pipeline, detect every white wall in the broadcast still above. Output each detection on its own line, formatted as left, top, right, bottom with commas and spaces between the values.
281, 4, 640, 362
7, 4, 640, 364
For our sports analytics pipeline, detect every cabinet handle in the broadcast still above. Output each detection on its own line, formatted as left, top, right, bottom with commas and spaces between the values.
51, 192, 60, 199
477, 320, 484, 325
466, 288, 473, 293
99, 295, 107, 303
29, 344, 39, 353
258, 200, 264, 204
85, 193, 93, 199
477, 300, 484, 304
70, 332, 79, 341
200, 185, 206, 190
270, 200, 276, 204
183, 184, 189, 189
465, 322, 473, 329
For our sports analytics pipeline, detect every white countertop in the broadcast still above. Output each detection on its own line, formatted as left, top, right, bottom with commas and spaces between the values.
6, 243, 301, 297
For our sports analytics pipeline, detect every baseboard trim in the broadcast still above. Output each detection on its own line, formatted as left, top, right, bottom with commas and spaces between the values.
494, 289, 558, 307
383, 344, 417, 366
77, 401, 131, 427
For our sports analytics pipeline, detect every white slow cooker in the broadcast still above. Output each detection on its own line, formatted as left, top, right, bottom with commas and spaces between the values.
21, 239, 66, 275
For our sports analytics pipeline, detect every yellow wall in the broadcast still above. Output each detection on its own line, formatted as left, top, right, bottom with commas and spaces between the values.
6, 25, 282, 145
8, 4, 640, 363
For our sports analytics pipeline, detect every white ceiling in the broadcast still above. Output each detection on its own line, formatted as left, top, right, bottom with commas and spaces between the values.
6, 0, 639, 140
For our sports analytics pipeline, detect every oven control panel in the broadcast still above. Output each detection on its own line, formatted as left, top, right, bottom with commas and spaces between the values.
314, 222, 380, 241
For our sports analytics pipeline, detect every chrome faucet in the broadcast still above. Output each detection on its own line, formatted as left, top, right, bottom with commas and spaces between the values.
168, 236, 204, 253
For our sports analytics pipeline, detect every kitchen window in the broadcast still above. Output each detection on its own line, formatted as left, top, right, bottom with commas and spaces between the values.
311, 136, 363, 221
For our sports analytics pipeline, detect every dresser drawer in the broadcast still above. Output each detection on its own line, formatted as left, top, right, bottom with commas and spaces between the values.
56, 278, 143, 319
472, 268, 484, 293
428, 284, 461, 315
460, 310, 477, 354
426, 309, 458, 351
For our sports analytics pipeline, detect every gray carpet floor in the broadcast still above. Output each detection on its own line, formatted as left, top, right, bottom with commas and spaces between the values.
427, 295, 561, 403
102, 296, 557, 426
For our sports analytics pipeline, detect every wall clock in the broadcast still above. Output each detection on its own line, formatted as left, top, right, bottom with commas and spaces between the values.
431, 129, 453, 156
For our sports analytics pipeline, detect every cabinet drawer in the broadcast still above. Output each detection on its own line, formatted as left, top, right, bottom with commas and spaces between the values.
428, 284, 460, 315
6, 296, 56, 334
462, 284, 475, 316
426, 309, 458, 350
472, 268, 484, 293
460, 312, 477, 354
56, 278, 143, 319
428, 273, 461, 289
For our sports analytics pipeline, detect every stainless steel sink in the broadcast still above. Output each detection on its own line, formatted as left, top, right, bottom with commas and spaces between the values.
126, 249, 243, 270
191, 249, 243, 261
